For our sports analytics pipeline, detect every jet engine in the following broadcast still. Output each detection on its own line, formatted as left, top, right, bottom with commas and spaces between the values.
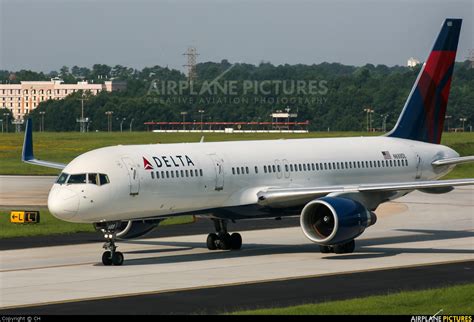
116, 219, 163, 239
300, 197, 377, 246
95, 219, 163, 240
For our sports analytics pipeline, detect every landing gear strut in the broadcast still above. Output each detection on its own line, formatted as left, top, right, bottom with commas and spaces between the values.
100, 222, 124, 266
207, 219, 242, 251
319, 240, 355, 254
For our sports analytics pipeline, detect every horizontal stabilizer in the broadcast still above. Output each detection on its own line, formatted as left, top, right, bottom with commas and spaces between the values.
432, 156, 474, 166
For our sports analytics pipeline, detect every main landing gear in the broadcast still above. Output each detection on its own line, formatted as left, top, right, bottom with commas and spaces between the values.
206, 219, 242, 251
319, 240, 355, 254
100, 222, 124, 266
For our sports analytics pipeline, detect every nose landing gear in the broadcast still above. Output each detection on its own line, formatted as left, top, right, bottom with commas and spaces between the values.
98, 221, 124, 266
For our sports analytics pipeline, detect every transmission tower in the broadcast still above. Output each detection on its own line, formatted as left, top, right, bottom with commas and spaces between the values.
76, 94, 89, 133
183, 47, 199, 82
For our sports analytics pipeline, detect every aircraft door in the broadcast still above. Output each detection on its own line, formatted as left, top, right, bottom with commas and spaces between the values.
121, 157, 140, 195
208, 154, 224, 191
415, 153, 423, 179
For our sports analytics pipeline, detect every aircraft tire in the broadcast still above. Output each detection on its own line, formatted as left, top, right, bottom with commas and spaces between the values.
102, 251, 113, 266
207, 233, 218, 250
230, 233, 242, 250
112, 251, 124, 266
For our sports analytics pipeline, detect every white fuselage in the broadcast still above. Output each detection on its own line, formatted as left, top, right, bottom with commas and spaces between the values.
48, 136, 458, 223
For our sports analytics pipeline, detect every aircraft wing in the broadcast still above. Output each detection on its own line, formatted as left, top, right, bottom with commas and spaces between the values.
22, 119, 67, 170
257, 178, 474, 207
432, 156, 474, 166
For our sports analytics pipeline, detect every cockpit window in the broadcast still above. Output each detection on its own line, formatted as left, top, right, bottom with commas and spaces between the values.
88, 173, 99, 185
99, 174, 110, 185
56, 172, 69, 184
67, 174, 87, 184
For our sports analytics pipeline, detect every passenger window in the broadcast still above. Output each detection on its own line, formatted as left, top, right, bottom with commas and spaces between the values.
190, 170, 193, 177
328, 163, 332, 170
263, 165, 267, 173
389, 160, 393, 167
185, 170, 189, 177
246, 167, 249, 174
303, 164, 307, 171
237, 167, 240, 175
316, 163, 319, 171
171, 171, 174, 178
377, 161, 381, 167
311, 163, 315, 171
161, 171, 165, 178
255, 166, 258, 174
56, 172, 69, 184
241, 167, 245, 174
195, 169, 199, 176
151, 172, 155, 179
199, 169, 203, 176
285, 164, 289, 172
176, 170, 179, 178
156, 171, 160, 179
181, 170, 184, 177
290, 164, 294, 172
166, 171, 170, 178
272, 165, 276, 172
232, 167, 235, 175
68, 174, 86, 184
298, 164, 302, 171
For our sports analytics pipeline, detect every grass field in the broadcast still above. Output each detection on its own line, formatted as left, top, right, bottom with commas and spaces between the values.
231, 283, 474, 315
0, 209, 194, 239
0, 131, 473, 178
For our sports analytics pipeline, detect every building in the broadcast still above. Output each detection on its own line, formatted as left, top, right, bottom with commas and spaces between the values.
407, 57, 421, 67
0, 78, 126, 120
144, 121, 309, 133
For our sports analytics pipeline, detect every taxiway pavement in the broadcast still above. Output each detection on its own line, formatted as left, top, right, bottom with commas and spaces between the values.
0, 187, 472, 312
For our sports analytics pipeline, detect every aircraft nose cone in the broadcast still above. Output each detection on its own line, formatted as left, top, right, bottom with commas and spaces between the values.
48, 187, 80, 220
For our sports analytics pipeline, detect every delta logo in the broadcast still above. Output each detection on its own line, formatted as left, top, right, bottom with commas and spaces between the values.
143, 157, 154, 170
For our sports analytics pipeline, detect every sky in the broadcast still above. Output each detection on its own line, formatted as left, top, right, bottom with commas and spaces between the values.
0, 0, 473, 72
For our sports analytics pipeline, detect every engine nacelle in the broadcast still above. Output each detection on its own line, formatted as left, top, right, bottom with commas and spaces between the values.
300, 197, 377, 245
95, 219, 162, 240
116, 219, 163, 239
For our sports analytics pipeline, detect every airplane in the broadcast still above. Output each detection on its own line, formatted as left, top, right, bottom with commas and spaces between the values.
21, 18, 474, 266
